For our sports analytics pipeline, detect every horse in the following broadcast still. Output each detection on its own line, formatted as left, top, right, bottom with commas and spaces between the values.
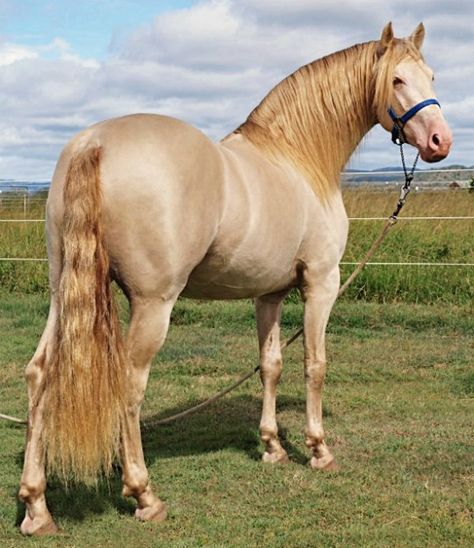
18, 22, 452, 535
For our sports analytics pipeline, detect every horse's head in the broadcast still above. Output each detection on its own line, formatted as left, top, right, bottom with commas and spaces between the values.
375, 22, 452, 163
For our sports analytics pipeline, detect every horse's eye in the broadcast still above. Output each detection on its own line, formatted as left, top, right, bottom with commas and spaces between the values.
393, 77, 404, 86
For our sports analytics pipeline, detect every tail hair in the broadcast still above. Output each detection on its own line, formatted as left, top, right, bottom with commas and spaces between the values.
40, 146, 127, 485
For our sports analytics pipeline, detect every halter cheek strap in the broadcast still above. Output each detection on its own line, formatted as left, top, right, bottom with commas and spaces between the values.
388, 98, 441, 145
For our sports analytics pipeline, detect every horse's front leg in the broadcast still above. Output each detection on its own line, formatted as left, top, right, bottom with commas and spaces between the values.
255, 294, 289, 464
301, 267, 339, 471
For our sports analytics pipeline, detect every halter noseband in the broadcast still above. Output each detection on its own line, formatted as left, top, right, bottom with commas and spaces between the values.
388, 98, 441, 145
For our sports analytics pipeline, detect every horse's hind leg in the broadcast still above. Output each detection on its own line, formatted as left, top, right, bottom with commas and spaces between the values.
255, 294, 289, 464
121, 295, 176, 522
18, 298, 59, 535
301, 267, 340, 471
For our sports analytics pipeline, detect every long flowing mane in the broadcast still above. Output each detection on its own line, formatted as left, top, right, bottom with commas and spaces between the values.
232, 39, 423, 199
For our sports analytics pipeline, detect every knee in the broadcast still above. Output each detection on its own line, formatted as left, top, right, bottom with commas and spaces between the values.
260, 354, 283, 383
304, 359, 326, 388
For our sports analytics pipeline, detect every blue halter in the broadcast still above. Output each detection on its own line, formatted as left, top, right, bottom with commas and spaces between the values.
388, 98, 441, 145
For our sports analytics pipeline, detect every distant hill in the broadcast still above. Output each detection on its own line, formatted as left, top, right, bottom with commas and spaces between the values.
342, 165, 474, 187
1, 165, 473, 192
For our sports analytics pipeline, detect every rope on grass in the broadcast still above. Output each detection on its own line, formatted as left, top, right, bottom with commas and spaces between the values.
0, 413, 26, 425
0, 219, 45, 222
0, 258, 47, 262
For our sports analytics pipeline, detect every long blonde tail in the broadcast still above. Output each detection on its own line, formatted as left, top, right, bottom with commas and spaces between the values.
41, 146, 127, 485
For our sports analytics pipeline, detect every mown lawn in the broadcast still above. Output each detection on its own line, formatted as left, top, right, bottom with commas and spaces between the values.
0, 293, 472, 546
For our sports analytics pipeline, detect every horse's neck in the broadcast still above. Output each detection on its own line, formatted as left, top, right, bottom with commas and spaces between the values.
320, 59, 378, 165
236, 42, 379, 198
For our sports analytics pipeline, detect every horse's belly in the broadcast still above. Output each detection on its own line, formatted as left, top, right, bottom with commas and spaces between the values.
182, 250, 299, 300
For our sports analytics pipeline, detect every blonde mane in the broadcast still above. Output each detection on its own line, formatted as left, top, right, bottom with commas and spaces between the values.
233, 39, 423, 199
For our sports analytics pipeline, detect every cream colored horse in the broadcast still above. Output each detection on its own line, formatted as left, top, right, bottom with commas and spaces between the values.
19, 23, 451, 535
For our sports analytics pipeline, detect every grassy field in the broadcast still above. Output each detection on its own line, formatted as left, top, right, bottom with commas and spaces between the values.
0, 293, 472, 546
1, 188, 473, 302
0, 187, 473, 544
341, 188, 473, 303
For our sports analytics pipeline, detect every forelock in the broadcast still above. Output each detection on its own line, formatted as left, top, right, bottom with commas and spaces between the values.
374, 38, 424, 111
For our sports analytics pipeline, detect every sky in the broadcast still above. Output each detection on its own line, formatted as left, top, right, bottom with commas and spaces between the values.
0, 0, 472, 180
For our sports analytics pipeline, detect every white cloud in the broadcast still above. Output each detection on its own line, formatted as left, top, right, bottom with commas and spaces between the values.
0, 42, 38, 66
1, 0, 472, 180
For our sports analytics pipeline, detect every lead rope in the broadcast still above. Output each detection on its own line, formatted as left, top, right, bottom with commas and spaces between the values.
0, 145, 418, 429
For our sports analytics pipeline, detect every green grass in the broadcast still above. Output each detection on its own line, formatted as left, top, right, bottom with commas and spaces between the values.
0, 293, 472, 546
1, 189, 473, 302
340, 189, 474, 303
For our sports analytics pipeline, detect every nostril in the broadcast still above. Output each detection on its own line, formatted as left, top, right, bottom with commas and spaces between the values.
431, 134, 441, 148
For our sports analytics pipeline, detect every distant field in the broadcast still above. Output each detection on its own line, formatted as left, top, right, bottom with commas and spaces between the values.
0, 294, 472, 546
341, 188, 473, 303
1, 188, 472, 302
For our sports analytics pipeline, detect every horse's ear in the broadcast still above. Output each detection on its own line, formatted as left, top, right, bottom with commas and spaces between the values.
409, 22, 425, 50
377, 22, 394, 56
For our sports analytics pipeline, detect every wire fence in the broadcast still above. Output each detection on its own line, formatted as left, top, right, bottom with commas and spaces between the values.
2, 216, 474, 224
1, 217, 473, 267
1, 172, 473, 268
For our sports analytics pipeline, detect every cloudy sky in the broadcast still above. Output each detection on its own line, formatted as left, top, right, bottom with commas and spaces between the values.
1, 0, 472, 180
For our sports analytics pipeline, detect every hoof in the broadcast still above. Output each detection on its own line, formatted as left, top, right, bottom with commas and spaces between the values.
262, 450, 289, 464
135, 501, 167, 523
310, 455, 339, 472
20, 515, 59, 536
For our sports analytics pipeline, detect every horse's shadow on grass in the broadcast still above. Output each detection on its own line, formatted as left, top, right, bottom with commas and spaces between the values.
15, 393, 313, 526
141, 393, 310, 464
